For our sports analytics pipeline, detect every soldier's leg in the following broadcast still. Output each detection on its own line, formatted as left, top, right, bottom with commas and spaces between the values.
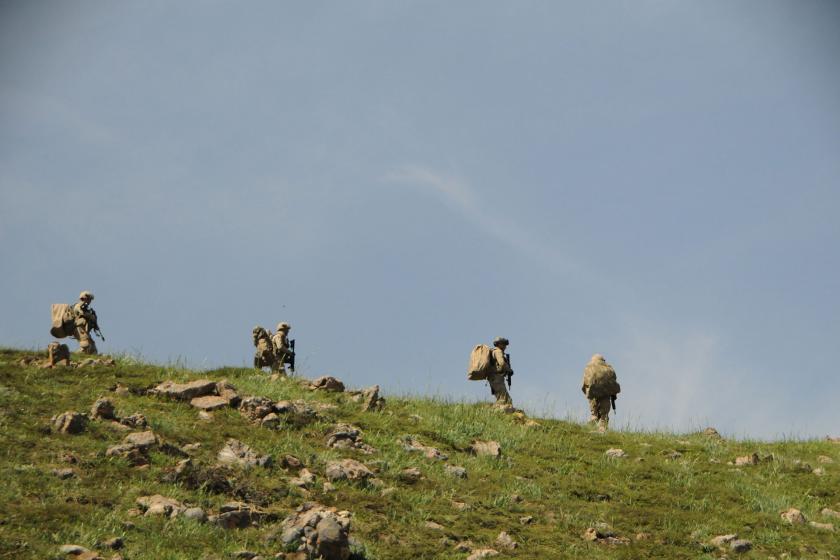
596, 397, 611, 431
588, 398, 600, 424
48, 342, 59, 367
77, 328, 97, 355
58, 344, 71, 366
488, 374, 512, 405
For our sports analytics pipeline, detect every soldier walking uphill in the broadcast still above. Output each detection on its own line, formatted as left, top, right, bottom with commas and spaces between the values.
271, 322, 294, 376
252, 326, 275, 370
72, 291, 102, 355
581, 354, 621, 432
488, 337, 514, 408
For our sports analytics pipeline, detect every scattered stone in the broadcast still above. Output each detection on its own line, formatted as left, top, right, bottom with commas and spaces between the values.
781, 508, 806, 524
323, 482, 336, 493
452, 501, 470, 511
400, 467, 422, 483
217, 439, 272, 469
454, 540, 474, 552
239, 396, 276, 422
101, 537, 123, 550
190, 395, 232, 411
182, 442, 201, 454
510, 493, 524, 503
90, 398, 117, 420
665, 450, 683, 460
466, 549, 499, 560
260, 413, 282, 429
519, 515, 534, 525
709, 534, 736, 548
53, 468, 76, 480
309, 376, 345, 392
272, 400, 318, 427
151, 379, 217, 401
496, 531, 518, 551
105, 443, 148, 466
734, 453, 760, 466
792, 460, 813, 473
51, 411, 88, 434
113, 383, 130, 396
730, 539, 752, 553
119, 414, 148, 429
60, 544, 90, 555
470, 440, 501, 457
325, 424, 376, 454
198, 410, 213, 421
215, 380, 241, 406
325, 459, 374, 482
817, 455, 834, 464
813, 467, 826, 476
290, 468, 316, 488
361, 385, 385, 412
183, 507, 207, 522
215, 502, 266, 529
445, 465, 467, 478
809, 521, 835, 531
136, 495, 184, 517
380, 487, 397, 497
635, 532, 650, 541
281, 455, 303, 469
703, 427, 723, 439
401, 436, 448, 461
123, 430, 158, 450
425, 521, 444, 530
605, 448, 627, 459
821, 508, 840, 519
277, 502, 352, 560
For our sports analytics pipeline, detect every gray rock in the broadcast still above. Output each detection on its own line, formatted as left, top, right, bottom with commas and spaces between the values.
466, 549, 499, 560
325, 459, 374, 482
90, 398, 117, 420
238, 396, 276, 422
151, 379, 217, 401
190, 395, 231, 411
734, 453, 760, 466
781, 508, 806, 524
730, 539, 752, 553
809, 521, 835, 531
361, 385, 385, 412
496, 531, 517, 551
101, 537, 123, 550
279, 503, 352, 560
217, 439, 271, 469
119, 413, 148, 429
136, 494, 184, 517
709, 534, 737, 548
445, 465, 467, 478
183, 507, 207, 522
51, 411, 88, 434
471, 440, 501, 457
123, 430, 158, 450
399, 467, 422, 483
59, 544, 90, 554
52, 468, 76, 480
401, 436, 448, 461
604, 448, 627, 459
309, 376, 345, 392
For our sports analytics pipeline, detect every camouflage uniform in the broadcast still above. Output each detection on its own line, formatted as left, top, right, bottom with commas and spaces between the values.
252, 327, 275, 370
488, 337, 512, 406
581, 354, 615, 431
271, 322, 291, 375
72, 291, 98, 355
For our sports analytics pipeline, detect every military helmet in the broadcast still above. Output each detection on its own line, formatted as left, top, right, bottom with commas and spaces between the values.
276, 322, 290, 332
493, 337, 509, 347
591, 353, 605, 362
79, 291, 94, 302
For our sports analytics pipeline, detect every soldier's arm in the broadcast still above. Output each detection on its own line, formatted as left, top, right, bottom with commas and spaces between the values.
492, 348, 511, 373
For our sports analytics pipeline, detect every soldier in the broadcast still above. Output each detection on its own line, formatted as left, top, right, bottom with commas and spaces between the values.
581, 354, 621, 432
488, 337, 513, 408
252, 326, 275, 370
272, 322, 292, 375
72, 291, 100, 355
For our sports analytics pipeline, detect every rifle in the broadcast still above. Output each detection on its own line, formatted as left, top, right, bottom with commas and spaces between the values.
286, 339, 296, 372
89, 308, 105, 341
505, 352, 514, 388
610, 395, 617, 413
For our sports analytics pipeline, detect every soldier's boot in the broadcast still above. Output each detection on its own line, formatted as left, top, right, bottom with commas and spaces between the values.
597, 417, 609, 432
47, 343, 58, 367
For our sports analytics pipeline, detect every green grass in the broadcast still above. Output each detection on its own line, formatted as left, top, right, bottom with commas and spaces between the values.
1, 347, 839, 559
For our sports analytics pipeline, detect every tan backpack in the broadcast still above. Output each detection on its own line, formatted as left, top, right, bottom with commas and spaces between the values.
583, 360, 621, 398
50, 303, 75, 338
467, 344, 494, 380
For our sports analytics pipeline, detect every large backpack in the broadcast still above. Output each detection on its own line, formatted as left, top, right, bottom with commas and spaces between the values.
583, 360, 621, 398
50, 303, 75, 338
467, 344, 494, 381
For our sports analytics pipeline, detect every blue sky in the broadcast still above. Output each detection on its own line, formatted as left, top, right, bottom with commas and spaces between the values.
2, 1, 838, 438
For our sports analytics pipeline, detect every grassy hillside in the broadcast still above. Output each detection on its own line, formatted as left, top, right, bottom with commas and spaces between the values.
1, 348, 838, 559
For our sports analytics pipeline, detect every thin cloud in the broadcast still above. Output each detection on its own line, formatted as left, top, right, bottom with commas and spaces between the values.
384, 164, 581, 276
